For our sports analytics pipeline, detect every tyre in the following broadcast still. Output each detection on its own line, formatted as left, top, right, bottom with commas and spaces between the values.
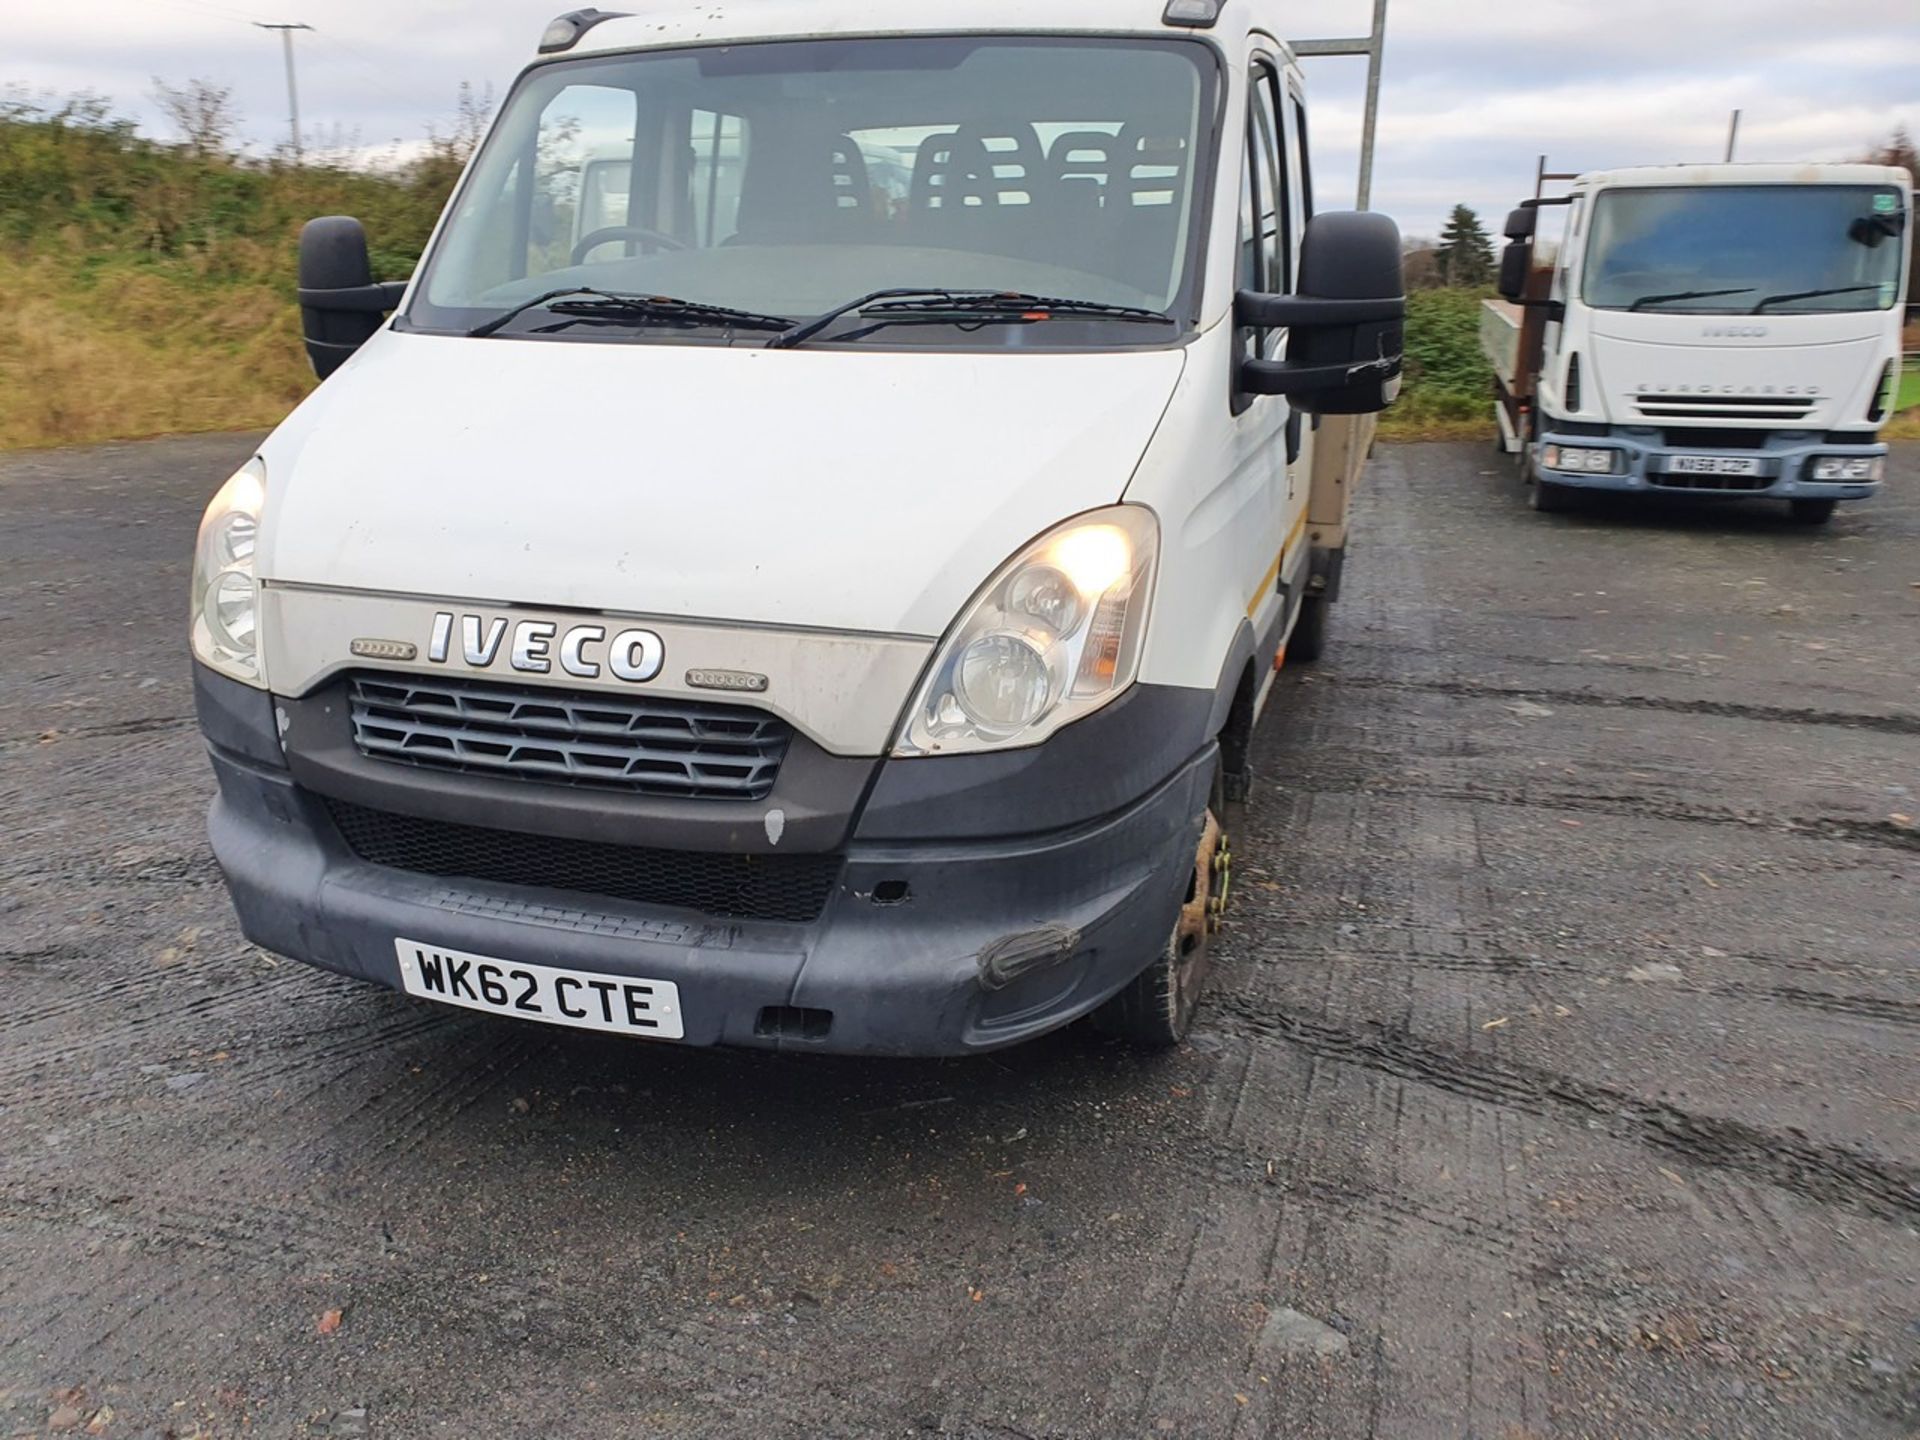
1094, 766, 1232, 1050
1288, 594, 1329, 665
1788, 499, 1837, 526
1531, 477, 1574, 514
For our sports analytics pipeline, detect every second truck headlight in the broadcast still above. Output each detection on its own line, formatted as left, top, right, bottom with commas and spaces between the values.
191, 457, 267, 687
896, 506, 1159, 756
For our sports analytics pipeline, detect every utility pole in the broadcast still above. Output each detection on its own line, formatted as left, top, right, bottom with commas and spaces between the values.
1725, 109, 1742, 163
254, 21, 313, 162
1292, 0, 1390, 210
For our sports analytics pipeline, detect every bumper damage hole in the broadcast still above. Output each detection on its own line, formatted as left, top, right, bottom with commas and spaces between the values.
871, 880, 912, 906
755, 1006, 834, 1041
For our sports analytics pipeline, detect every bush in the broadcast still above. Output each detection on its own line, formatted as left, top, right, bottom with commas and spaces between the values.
0, 91, 464, 448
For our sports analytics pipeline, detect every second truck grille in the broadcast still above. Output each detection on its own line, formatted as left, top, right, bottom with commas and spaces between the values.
349, 674, 791, 801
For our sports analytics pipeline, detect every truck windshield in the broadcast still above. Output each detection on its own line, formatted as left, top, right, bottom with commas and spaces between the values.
407, 36, 1219, 347
1583, 185, 1907, 315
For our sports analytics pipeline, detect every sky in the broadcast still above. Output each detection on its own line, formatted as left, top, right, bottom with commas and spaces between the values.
3, 0, 1915, 239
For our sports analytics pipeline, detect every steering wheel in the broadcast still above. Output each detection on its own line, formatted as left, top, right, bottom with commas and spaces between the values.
571, 227, 688, 265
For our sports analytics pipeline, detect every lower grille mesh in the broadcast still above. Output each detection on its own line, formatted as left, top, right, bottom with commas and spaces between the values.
322, 797, 840, 924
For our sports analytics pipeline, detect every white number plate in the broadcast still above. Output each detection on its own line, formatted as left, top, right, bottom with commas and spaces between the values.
394, 940, 684, 1040
1667, 455, 1761, 476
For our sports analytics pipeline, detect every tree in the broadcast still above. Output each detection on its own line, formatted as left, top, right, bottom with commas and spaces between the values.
150, 77, 238, 159
1400, 234, 1441, 290
1434, 204, 1496, 289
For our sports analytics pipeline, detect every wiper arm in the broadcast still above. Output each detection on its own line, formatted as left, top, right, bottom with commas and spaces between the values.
1752, 284, 1884, 313
467, 287, 791, 339
1627, 287, 1754, 313
768, 289, 1175, 349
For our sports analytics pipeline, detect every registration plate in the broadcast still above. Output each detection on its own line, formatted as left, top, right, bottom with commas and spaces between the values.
394, 940, 684, 1040
1667, 454, 1761, 476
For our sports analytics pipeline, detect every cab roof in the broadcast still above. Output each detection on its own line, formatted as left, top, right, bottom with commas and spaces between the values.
557, 0, 1281, 58
1575, 162, 1912, 193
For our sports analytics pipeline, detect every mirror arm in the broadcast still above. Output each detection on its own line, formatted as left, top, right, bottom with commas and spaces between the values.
1235, 290, 1406, 328
297, 280, 409, 314
1241, 353, 1402, 398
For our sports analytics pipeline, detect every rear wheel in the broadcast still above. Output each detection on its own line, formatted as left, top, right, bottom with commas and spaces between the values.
1288, 594, 1330, 665
1094, 765, 1233, 1050
1788, 499, 1837, 526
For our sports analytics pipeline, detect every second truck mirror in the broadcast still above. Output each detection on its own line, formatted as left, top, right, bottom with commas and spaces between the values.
298, 216, 408, 380
1497, 239, 1533, 302
1236, 210, 1406, 416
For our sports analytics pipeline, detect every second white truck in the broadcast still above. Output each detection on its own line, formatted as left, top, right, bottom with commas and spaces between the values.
1486, 162, 1910, 522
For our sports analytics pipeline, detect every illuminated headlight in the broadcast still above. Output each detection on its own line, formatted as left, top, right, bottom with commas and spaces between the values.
1541, 445, 1621, 475
1810, 455, 1884, 483
896, 507, 1159, 756
190, 458, 267, 687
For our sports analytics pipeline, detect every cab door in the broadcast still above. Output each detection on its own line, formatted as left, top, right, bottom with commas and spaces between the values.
1225, 51, 1301, 671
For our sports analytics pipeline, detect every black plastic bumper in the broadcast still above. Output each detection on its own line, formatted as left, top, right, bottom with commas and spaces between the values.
196, 665, 1216, 1056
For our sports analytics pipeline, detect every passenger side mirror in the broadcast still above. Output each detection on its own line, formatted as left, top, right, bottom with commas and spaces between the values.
1236, 210, 1406, 416
298, 216, 408, 379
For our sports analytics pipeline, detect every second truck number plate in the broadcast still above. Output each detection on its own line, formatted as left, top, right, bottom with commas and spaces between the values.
1668, 455, 1761, 476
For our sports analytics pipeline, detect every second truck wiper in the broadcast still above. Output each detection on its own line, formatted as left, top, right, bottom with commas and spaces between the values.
1627, 287, 1755, 313
1752, 284, 1885, 313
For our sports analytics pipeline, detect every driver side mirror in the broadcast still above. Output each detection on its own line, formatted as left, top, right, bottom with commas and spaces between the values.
1236, 210, 1406, 416
298, 216, 408, 379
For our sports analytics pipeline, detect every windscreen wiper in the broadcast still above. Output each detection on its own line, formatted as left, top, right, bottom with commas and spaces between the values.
467, 287, 792, 339
1752, 284, 1885, 313
1627, 287, 1755, 313
768, 289, 1176, 350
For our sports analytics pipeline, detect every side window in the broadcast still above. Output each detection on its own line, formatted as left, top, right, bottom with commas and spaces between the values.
1250, 66, 1286, 290
1289, 93, 1312, 225
1237, 118, 1261, 293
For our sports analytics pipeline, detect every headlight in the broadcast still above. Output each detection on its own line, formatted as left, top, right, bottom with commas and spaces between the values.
1811, 455, 1884, 483
895, 506, 1159, 756
191, 458, 267, 686
1541, 444, 1620, 474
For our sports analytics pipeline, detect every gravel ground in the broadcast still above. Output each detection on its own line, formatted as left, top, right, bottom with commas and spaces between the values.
1, 435, 1916, 1439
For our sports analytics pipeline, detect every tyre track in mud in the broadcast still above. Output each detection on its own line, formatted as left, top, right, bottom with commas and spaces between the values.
1267, 774, 1920, 855
1204, 993, 1920, 1224
1314, 673, 1920, 738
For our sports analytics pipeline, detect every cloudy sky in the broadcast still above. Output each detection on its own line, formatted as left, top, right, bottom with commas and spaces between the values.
4, 0, 1915, 238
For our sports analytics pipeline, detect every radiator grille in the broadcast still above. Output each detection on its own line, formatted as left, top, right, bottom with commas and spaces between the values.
349, 673, 790, 800
322, 797, 841, 924
1635, 393, 1816, 423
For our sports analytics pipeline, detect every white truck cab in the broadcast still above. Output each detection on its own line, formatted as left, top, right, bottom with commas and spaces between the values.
1487, 163, 1911, 521
191, 0, 1404, 1054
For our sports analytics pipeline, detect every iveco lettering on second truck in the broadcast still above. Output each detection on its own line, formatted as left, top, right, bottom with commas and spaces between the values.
188, 0, 1405, 1054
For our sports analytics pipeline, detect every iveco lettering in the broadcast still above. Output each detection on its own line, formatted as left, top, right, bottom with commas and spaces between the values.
1482, 162, 1910, 522
189, 0, 1405, 1054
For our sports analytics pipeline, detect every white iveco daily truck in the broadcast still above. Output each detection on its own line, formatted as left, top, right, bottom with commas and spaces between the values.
190, 0, 1404, 1054
1484, 163, 1910, 521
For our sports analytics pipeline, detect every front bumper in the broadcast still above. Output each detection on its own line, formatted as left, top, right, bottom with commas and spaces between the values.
1534, 426, 1886, 501
198, 669, 1214, 1057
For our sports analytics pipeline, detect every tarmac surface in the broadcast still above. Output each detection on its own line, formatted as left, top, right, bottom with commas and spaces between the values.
2, 435, 1916, 1438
